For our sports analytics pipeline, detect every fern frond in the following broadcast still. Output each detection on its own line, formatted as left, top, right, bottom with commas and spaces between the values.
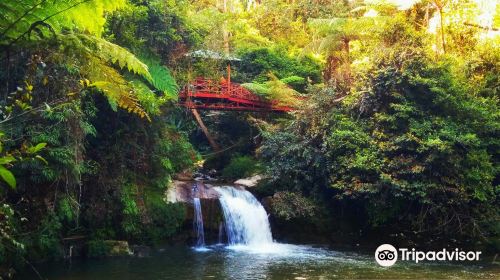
140, 56, 179, 99
85, 58, 151, 121
0, 0, 127, 44
76, 34, 152, 81
130, 79, 167, 116
242, 74, 301, 107
307, 16, 381, 56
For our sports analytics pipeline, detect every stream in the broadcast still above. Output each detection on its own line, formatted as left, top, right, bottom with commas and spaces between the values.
16, 245, 498, 279
16, 186, 499, 279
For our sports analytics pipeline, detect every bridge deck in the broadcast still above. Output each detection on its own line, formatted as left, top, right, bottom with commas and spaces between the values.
179, 78, 293, 112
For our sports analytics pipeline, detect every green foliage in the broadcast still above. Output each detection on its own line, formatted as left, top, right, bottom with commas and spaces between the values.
34, 213, 63, 260
120, 184, 141, 238
236, 47, 321, 89
140, 55, 179, 99
0, 0, 197, 273
240, 82, 270, 95
87, 239, 109, 257
119, 183, 186, 244
144, 191, 186, 244
0, 166, 16, 189
262, 19, 499, 240
56, 196, 75, 224
222, 155, 261, 180
131, 79, 166, 116
0, 204, 24, 265
154, 129, 199, 176
77, 34, 152, 80
242, 74, 301, 107
0, 90, 47, 189
1, 0, 499, 270
59, 33, 157, 120
0, 0, 127, 44
269, 191, 317, 221
280, 75, 306, 88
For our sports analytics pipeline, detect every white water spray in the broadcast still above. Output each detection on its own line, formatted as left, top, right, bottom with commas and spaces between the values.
214, 187, 273, 246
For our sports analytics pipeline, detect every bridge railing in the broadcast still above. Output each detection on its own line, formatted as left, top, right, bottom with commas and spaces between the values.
179, 78, 294, 112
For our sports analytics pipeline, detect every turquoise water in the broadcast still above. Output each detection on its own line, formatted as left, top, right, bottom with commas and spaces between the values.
17, 244, 499, 279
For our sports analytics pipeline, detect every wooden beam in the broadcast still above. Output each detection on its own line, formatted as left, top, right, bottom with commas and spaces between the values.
191, 108, 221, 152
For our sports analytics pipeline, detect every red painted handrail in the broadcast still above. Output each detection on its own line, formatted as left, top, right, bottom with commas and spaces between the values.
179, 78, 293, 112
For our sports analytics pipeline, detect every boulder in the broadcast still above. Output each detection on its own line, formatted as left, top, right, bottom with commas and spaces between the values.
234, 175, 263, 188
174, 169, 193, 181
173, 180, 220, 202
87, 240, 132, 257
105, 240, 132, 256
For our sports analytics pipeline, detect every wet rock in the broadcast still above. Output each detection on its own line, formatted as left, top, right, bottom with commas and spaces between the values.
193, 171, 216, 181
106, 240, 131, 256
234, 175, 263, 188
174, 169, 193, 181
208, 169, 218, 177
172, 180, 220, 202
89, 240, 132, 257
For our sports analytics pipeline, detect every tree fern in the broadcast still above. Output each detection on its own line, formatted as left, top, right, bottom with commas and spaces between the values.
0, 0, 127, 44
76, 34, 152, 81
86, 60, 151, 121
0, 0, 178, 121
307, 17, 378, 54
242, 74, 301, 107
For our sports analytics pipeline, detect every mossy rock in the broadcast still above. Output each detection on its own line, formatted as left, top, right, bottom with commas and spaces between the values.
87, 240, 132, 257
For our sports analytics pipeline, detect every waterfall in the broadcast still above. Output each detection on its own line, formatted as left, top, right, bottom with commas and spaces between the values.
214, 187, 273, 246
193, 198, 205, 247
218, 222, 225, 244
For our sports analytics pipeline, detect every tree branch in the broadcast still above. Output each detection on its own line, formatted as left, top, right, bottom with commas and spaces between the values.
464, 22, 499, 31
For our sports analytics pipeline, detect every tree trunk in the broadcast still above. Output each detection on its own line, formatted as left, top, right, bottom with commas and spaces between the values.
223, 0, 230, 54
343, 38, 351, 82
191, 108, 221, 152
439, 8, 446, 53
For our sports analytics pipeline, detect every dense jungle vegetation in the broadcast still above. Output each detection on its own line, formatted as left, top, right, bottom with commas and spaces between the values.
0, 0, 498, 277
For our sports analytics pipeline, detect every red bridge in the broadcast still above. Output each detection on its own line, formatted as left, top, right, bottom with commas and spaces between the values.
179, 78, 293, 112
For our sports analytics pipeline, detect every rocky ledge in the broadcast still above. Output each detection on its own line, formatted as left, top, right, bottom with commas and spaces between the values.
167, 180, 220, 203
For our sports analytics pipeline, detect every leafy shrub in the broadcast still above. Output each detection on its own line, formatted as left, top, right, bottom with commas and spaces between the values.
235, 47, 321, 91
261, 24, 499, 240
280, 75, 306, 91
87, 240, 109, 257
270, 191, 317, 221
0, 204, 24, 267
222, 156, 261, 180
144, 192, 186, 244
120, 184, 141, 239
34, 213, 63, 260
57, 196, 75, 224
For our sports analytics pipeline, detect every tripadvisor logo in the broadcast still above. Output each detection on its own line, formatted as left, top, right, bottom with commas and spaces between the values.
374, 244, 482, 267
375, 244, 398, 267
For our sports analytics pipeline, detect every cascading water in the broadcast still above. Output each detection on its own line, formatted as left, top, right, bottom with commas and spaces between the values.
193, 198, 205, 248
218, 222, 225, 244
214, 187, 273, 246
